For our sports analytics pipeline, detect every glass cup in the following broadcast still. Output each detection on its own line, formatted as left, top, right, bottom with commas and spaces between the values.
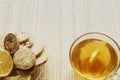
69, 32, 120, 80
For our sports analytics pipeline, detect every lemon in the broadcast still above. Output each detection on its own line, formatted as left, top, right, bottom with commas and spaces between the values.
89, 49, 100, 65
0, 49, 13, 77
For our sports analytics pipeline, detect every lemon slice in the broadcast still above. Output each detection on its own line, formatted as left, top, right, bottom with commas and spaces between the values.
89, 49, 99, 65
0, 49, 13, 77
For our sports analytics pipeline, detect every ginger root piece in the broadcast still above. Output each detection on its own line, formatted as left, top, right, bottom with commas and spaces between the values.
16, 32, 30, 44
13, 48, 36, 70
20, 40, 33, 48
4, 33, 19, 54
1, 75, 31, 80
16, 32, 33, 48
34, 47, 44, 58
35, 50, 48, 67
16, 67, 34, 75
16, 32, 44, 57
30, 36, 44, 58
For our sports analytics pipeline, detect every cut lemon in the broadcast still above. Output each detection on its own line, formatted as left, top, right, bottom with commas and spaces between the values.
0, 49, 13, 77
89, 49, 99, 65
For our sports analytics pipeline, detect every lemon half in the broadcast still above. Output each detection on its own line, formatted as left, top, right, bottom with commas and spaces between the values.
0, 49, 13, 77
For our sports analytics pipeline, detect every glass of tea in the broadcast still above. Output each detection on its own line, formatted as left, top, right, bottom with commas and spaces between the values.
69, 32, 120, 80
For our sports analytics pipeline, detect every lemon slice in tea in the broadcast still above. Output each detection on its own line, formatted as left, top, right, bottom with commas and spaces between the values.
89, 49, 99, 65
0, 49, 13, 77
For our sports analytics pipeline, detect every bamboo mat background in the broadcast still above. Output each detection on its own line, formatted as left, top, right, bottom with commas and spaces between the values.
0, 0, 120, 80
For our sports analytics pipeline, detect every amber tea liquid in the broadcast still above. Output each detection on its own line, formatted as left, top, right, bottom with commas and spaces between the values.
71, 39, 118, 79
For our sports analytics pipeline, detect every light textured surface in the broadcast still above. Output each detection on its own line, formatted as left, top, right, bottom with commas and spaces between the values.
0, 0, 120, 80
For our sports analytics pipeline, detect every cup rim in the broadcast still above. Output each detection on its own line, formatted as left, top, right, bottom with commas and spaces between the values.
69, 32, 120, 80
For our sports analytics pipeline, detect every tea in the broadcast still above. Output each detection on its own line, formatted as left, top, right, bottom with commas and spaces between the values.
71, 39, 118, 79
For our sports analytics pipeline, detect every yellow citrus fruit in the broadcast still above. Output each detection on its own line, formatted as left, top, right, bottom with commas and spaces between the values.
0, 49, 13, 77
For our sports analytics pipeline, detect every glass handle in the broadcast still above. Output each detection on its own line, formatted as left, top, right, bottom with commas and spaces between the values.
111, 73, 120, 80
